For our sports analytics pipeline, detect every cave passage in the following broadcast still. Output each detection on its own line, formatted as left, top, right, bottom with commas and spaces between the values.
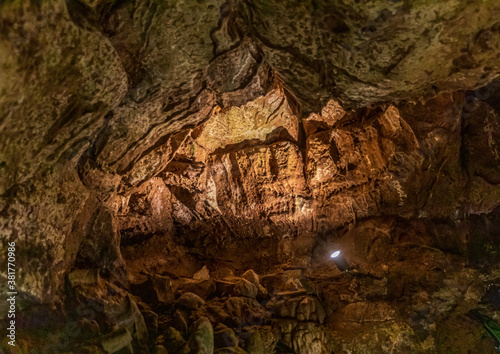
1, 1, 500, 353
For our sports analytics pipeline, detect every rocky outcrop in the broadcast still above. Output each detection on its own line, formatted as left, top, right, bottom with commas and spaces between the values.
245, 0, 500, 110
1, 0, 500, 302
111, 89, 500, 280
37, 251, 498, 353
1, 0, 500, 353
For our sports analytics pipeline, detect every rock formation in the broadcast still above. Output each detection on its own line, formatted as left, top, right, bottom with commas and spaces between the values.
1, 0, 500, 353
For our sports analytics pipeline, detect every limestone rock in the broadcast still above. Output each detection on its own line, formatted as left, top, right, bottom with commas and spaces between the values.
2, 0, 500, 308
241, 270, 260, 288
241, 270, 268, 298
173, 309, 190, 337
177, 279, 217, 301
210, 268, 235, 280
189, 317, 214, 354
214, 323, 238, 348
216, 277, 258, 299
296, 297, 326, 324
291, 322, 329, 354
224, 297, 269, 328
176, 292, 206, 310
140, 307, 158, 337
74, 280, 148, 347
194, 266, 211, 281
195, 89, 299, 153
302, 100, 346, 136
260, 270, 303, 293
131, 275, 175, 305
2, 1, 500, 353
244, 330, 265, 354
205, 302, 232, 325
100, 328, 133, 354
164, 326, 190, 354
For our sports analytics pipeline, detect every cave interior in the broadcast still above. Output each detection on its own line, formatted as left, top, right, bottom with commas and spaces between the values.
1, 0, 500, 353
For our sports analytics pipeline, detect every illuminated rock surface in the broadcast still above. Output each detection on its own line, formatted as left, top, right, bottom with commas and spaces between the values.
1, 1, 500, 352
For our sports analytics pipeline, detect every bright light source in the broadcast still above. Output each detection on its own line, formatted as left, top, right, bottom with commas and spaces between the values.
330, 249, 351, 272
330, 250, 341, 258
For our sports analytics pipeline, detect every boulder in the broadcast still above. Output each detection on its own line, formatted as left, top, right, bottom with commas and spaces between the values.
164, 326, 190, 354
206, 303, 231, 325
194, 266, 211, 281
260, 270, 303, 293
214, 323, 239, 348
241, 270, 260, 288
242, 269, 268, 297
100, 328, 133, 353
216, 277, 258, 298
224, 297, 269, 328
302, 100, 345, 136
131, 275, 175, 304
275, 296, 303, 319
177, 279, 216, 300
176, 292, 205, 310
244, 330, 265, 354
140, 308, 158, 336
173, 308, 190, 336
210, 267, 235, 280
77, 318, 101, 339
189, 317, 214, 354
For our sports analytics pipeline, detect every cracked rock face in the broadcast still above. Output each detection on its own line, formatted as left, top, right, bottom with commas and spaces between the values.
1, 1, 500, 353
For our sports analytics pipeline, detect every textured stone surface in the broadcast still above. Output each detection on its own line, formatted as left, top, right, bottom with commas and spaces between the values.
189, 317, 215, 354
0, 0, 500, 303
245, 0, 500, 110
1, 0, 500, 353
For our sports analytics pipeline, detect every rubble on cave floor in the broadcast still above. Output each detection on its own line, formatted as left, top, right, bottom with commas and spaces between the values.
17, 217, 500, 353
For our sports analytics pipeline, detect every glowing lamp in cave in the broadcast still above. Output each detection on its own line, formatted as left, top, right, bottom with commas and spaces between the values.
330, 250, 351, 272
330, 250, 340, 258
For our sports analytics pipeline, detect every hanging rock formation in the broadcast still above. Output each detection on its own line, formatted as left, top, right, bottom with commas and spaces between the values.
1, 0, 500, 352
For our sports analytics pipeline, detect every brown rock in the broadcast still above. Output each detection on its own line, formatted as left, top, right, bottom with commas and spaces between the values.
173, 309, 190, 337
244, 330, 265, 354
194, 266, 211, 281
241, 270, 260, 288
176, 292, 206, 310
177, 279, 217, 300
3, 2, 500, 353
100, 328, 133, 354
260, 270, 303, 293
195, 89, 298, 154
216, 277, 258, 298
206, 302, 232, 325
302, 99, 346, 136
164, 327, 190, 354
214, 323, 238, 348
210, 268, 235, 280
68, 269, 99, 288
189, 317, 214, 354
131, 275, 175, 305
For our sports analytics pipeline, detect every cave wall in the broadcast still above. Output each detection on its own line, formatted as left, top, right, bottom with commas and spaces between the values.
2, 0, 500, 303
115, 86, 500, 276
1, 0, 500, 352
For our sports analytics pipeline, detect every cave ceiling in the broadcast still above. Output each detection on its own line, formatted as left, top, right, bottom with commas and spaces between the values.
1, 0, 500, 353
